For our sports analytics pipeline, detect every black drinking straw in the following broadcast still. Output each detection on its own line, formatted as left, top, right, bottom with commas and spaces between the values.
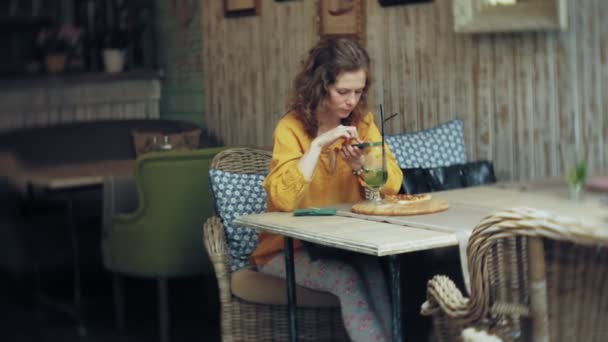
380, 105, 386, 171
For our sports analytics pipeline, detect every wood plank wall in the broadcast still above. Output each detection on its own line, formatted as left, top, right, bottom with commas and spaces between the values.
202, 0, 607, 181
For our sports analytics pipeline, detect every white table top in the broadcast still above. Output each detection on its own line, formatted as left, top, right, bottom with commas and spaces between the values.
235, 213, 458, 257
433, 183, 608, 229
332, 202, 496, 234
235, 181, 608, 258
11, 159, 135, 192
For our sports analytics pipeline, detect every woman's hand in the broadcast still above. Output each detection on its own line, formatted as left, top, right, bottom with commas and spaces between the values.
312, 125, 360, 149
339, 144, 364, 171
299, 125, 361, 181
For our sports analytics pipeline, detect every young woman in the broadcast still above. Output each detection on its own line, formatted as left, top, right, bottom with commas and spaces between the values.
250, 38, 403, 342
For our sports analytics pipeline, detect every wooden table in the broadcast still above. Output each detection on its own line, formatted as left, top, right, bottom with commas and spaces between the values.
236, 213, 460, 342
9, 159, 135, 336
14, 159, 135, 192
238, 213, 460, 257
334, 180, 608, 234
434, 181, 608, 230
235, 180, 608, 342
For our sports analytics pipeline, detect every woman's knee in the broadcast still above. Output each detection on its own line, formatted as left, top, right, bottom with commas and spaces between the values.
322, 260, 362, 289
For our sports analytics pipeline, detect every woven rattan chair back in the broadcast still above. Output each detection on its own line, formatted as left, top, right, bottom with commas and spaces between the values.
204, 147, 348, 342
210, 147, 272, 174
470, 210, 608, 341
469, 232, 531, 340
424, 208, 608, 342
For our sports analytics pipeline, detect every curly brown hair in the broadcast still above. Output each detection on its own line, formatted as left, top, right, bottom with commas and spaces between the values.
287, 38, 371, 138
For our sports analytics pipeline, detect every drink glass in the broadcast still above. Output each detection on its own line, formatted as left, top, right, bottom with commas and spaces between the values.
560, 143, 586, 200
358, 142, 387, 203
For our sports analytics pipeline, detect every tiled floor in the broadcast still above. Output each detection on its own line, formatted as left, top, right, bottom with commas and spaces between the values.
0, 270, 220, 342
0, 252, 452, 342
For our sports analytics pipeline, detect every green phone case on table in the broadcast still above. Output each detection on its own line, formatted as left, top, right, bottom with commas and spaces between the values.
293, 208, 337, 216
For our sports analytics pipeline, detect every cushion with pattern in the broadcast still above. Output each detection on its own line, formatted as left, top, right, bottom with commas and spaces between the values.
385, 119, 466, 169
209, 169, 266, 271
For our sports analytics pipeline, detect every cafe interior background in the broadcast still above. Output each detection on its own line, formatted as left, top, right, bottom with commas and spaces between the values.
1, 0, 607, 341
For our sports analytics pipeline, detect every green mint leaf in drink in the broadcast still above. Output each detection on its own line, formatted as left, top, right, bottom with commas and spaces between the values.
363, 168, 387, 189
568, 161, 587, 186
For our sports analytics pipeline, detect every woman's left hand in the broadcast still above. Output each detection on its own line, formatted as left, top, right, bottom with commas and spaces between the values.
339, 143, 364, 171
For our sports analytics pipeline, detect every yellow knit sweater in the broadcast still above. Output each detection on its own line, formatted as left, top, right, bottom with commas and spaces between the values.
250, 111, 403, 265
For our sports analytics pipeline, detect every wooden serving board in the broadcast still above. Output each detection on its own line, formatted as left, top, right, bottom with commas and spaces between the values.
351, 198, 449, 216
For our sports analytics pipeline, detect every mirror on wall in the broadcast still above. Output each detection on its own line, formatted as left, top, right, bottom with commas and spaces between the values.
453, 0, 568, 33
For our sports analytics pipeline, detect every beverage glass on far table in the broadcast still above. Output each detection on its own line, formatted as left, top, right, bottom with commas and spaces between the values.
560, 143, 587, 201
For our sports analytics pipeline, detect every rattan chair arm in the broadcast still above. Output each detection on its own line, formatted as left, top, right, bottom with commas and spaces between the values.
203, 215, 232, 304
421, 275, 475, 321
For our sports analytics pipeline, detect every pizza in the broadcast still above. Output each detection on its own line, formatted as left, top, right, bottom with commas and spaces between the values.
351, 193, 448, 216
384, 193, 432, 205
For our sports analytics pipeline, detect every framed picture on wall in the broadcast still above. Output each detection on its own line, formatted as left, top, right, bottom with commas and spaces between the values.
453, 0, 567, 33
318, 0, 365, 43
224, 0, 260, 17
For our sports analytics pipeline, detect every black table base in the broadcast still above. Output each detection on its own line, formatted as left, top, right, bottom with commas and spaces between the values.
284, 237, 298, 342
282, 237, 404, 342
27, 184, 92, 337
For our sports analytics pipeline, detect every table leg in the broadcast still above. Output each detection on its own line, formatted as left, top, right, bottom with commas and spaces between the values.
30, 195, 87, 336
388, 255, 402, 342
65, 195, 87, 336
25, 185, 88, 335
284, 237, 297, 342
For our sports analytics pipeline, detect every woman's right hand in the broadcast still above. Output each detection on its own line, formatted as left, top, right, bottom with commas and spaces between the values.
312, 125, 360, 149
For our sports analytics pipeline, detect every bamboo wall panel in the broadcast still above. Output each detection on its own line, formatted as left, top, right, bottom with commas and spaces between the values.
202, 0, 607, 181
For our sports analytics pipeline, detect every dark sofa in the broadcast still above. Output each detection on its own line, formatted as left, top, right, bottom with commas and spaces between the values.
0, 119, 220, 274
0, 119, 219, 168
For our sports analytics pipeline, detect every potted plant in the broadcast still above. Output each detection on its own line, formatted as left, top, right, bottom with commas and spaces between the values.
102, 29, 129, 73
567, 160, 587, 200
36, 24, 83, 73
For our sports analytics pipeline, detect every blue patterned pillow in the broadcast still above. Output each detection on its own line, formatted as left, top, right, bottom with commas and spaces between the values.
385, 119, 466, 169
209, 169, 267, 271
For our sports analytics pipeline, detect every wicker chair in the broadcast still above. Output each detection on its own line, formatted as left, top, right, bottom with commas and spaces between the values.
202, 147, 348, 342
421, 207, 608, 342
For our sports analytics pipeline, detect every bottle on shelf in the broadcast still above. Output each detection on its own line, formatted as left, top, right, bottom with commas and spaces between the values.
159, 136, 172, 151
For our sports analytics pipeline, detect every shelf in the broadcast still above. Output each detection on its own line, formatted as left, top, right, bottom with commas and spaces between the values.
0, 69, 164, 89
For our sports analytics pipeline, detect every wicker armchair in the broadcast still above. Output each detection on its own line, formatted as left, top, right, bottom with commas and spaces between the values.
421, 208, 608, 342
202, 148, 347, 342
